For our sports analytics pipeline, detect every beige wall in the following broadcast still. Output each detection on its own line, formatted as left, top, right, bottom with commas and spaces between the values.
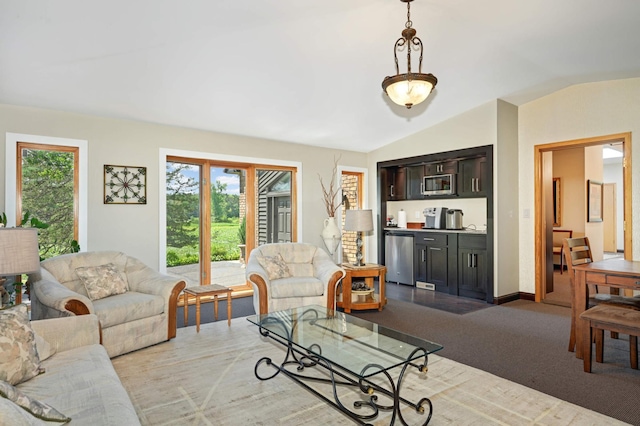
368, 100, 521, 298
553, 148, 586, 236
0, 103, 367, 269
519, 77, 640, 294
584, 145, 604, 261
495, 100, 520, 296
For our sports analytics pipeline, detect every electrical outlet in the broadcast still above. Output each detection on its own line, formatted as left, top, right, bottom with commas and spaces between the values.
415, 211, 420, 219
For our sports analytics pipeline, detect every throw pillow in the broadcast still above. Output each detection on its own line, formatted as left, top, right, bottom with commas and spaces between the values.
257, 254, 292, 280
0, 305, 44, 385
75, 263, 129, 301
0, 380, 71, 423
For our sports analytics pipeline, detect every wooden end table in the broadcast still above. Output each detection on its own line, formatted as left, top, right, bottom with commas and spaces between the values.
337, 263, 387, 313
183, 284, 233, 332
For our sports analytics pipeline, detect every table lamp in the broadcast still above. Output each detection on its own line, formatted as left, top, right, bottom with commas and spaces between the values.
0, 228, 41, 306
344, 209, 374, 267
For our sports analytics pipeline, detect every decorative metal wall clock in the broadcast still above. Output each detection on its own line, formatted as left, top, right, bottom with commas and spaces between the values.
104, 165, 147, 204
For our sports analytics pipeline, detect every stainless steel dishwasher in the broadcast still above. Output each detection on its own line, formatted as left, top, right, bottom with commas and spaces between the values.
384, 232, 414, 285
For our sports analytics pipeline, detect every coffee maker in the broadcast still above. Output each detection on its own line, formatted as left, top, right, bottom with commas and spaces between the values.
423, 207, 448, 229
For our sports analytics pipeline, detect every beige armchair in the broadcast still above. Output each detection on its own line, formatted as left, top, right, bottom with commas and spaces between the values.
30, 251, 186, 358
246, 243, 345, 315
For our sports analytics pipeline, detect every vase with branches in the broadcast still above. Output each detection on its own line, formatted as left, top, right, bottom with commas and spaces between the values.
318, 156, 340, 218
319, 156, 341, 254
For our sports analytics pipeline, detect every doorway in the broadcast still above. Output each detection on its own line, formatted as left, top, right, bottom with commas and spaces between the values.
164, 157, 297, 291
534, 133, 633, 302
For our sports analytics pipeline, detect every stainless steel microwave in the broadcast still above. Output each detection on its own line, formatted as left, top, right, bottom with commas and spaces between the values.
423, 174, 456, 196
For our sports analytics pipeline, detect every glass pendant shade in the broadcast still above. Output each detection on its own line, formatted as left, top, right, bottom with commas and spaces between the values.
382, 73, 437, 109
382, 0, 437, 109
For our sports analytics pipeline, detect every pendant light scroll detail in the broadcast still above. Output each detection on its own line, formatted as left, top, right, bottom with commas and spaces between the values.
382, 0, 438, 109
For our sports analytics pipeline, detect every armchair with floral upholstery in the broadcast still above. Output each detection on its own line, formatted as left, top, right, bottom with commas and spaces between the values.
29, 251, 186, 358
246, 243, 345, 315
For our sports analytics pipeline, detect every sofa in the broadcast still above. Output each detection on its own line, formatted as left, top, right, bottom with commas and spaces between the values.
0, 308, 140, 425
30, 251, 186, 358
246, 242, 345, 315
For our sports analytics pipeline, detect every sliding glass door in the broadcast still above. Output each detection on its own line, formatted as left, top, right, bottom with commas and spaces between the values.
166, 158, 295, 290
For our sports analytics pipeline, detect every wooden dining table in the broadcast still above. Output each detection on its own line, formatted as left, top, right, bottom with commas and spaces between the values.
573, 258, 640, 359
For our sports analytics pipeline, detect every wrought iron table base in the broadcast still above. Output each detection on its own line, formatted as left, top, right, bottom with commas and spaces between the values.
253, 315, 434, 425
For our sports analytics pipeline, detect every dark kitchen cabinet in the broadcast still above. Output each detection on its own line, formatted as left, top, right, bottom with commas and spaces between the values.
424, 160, 458, 175
383, 166, 407, 201
458, 234, 487, 300
415, 233, 457, 293
377, 145, 493, 303
406, 165, 425, 200
458, 156, 487, 197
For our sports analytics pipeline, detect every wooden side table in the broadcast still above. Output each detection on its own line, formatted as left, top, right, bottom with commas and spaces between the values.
183, 284, 233, 332
337, 263, 387, 313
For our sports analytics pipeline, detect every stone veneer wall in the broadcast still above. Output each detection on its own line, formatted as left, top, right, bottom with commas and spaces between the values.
341, 174, 359, 264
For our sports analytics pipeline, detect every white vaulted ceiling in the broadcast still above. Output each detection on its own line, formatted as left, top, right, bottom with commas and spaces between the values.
1, 1, 640, 152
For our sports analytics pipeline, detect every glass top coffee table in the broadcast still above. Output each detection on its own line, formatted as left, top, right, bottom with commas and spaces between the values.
248, 305, 443, 425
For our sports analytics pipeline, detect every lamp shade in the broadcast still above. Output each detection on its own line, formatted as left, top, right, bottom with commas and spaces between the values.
382, 73, 437, 109
0, 228, 41, 275
344, 210, 374, 232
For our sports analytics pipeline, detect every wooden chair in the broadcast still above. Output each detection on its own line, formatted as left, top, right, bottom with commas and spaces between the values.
564, 237, 640, 353
552, 229, 572, 274
580, 305, 640, 372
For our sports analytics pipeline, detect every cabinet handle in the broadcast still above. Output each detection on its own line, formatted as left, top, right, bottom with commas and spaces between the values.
467, 253, 471, 268
475, 178, 480, 192
422, 249, 426, 262
430, 247, 442, 251
390, 185, 394, 197
473, 253, 477, 268
423, 237, 435, 241
420, 182, 424, 194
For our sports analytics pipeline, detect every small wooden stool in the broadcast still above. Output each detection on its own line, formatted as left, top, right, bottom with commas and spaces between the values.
183, 284, 233, 332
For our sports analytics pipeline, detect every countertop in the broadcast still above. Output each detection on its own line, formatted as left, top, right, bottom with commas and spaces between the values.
384, 227, 486, 234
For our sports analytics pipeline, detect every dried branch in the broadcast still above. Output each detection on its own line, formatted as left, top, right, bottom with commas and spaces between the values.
318, 155, 341, 217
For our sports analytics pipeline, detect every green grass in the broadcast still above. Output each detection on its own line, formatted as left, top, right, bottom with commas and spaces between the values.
166, 220, 242, 267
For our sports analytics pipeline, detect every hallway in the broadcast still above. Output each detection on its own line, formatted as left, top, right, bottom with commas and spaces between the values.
543, 251, 623, 307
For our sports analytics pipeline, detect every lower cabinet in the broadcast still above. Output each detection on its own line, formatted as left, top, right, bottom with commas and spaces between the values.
457, 234, 488, 300
415, 233, 457, 294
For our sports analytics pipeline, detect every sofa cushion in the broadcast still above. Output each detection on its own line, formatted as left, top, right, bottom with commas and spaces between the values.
92, 291, 164, 328
17, 344, 139, 424
75, 263, 129, 301
0, 380, 70, 423
270, 276, 325, 299
277, 244, 316, 264
0, 396, 43, 425
257, 254, 291, 280
0, 305, 44, 385
287, 263, 314, 277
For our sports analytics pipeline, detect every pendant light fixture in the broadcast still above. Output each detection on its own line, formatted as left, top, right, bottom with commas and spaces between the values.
382, 0, 437, 109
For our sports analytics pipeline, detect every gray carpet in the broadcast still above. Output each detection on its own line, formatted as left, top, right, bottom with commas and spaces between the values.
352, 298, 640, 425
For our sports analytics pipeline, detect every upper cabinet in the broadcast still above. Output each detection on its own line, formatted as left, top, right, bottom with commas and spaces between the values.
379, 150, 488, 202
383, 166, 407, 201
406, 165, 425, 200
424, 160, 458, 175
458, 156, 487, 197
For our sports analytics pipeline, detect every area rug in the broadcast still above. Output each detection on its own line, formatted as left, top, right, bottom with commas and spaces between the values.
111, 318, 624, 425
